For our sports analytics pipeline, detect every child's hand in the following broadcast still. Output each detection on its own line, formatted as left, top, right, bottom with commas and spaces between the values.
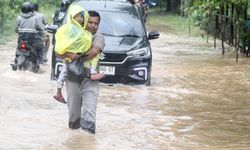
90, 73, 105, 80
68, 53, 79, 61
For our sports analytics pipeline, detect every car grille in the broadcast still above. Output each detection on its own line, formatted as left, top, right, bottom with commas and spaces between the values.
101, 53, 128, 63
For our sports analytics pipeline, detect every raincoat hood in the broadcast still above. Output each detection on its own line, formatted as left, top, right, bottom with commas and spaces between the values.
67, 4, 89, 29
20, 12, 33, 18
55, 4, 92, 59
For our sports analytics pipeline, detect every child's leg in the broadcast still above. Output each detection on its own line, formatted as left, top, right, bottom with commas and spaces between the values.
57, 63, 68, 89
54, 64, 67, 103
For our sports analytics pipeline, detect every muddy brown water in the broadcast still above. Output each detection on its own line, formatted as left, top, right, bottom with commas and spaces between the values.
0, 32, 250, 150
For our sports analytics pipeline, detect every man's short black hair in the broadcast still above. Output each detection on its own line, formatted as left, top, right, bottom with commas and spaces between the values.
127, 0, 135, 4
33, 3, 39, 11
88, 11, 101, 21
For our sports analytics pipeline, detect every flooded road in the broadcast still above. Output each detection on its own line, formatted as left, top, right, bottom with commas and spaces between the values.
0, 32, 250, 150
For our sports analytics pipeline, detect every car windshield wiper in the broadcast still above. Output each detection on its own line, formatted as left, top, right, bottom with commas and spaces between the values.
101, 33, 140, 38
116, 34, 140, 38
100, 33, 117, 37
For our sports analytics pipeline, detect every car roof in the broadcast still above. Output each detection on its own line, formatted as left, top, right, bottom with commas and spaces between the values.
74, 0, 138, 15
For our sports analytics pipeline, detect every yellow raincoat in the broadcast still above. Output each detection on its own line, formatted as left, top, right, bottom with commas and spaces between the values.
55, 4, 99, 69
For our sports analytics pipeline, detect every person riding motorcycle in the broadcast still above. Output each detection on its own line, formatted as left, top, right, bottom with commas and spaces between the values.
51, 0, 71, 52
15, 1, 45, 65
50, 0, 72, 79
53, 0, 71, 27
33, 2, 50, 63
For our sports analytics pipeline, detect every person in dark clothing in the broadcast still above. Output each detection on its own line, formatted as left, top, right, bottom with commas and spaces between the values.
33, 3, 50, 63
53, 0, 71, 27
15, 1, 45, 65
51, 0, 72, 46
51, 0, 72, 80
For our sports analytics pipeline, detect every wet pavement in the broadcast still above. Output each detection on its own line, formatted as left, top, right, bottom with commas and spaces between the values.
0, 32, 250, 150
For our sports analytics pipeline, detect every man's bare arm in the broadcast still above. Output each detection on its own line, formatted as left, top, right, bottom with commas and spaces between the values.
84, 46, 101, 60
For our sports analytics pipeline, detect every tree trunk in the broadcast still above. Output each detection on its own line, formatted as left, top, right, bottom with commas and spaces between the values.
180, 0, 185, 16
243, 4, 248, 55
229, 4, 234, 45
225, 4, 229, 43
214, 13, 218, 48
159, 0, 162, 11
235, 8, 240, 63
220, 5, 225, 55
170, 0, 175, 12
166, 0, 181, 13
165, 0, 171, 12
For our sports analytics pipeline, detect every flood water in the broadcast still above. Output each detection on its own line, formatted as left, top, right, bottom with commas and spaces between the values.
0, 32, 250, 150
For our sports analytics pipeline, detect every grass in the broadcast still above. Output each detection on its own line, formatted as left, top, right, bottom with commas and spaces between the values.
146, 8, 203, 36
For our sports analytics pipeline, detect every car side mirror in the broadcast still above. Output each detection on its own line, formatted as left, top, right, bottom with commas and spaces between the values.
148, 31, 160, 40
46, 24, 58, 34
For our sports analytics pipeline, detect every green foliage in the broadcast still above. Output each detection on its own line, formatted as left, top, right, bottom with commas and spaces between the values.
0, 0, 60, 43
187, 0, 248, 30
147, 8, 202, 36
0, 0, 22, 32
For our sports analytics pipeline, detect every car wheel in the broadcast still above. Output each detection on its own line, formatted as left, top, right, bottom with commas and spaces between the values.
146, 72, 151, 86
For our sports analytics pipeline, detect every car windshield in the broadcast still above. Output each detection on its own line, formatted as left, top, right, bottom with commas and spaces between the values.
97, 11, 144, 37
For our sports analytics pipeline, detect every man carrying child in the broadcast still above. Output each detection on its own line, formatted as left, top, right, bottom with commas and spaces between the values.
54, 4, 105, 134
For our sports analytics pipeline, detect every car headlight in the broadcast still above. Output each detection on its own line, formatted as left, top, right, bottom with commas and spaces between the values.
126, 47, 150, 58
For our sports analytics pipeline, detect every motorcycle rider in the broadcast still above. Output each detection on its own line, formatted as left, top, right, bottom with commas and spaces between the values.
50, 0, 72, 79
15, 1, 45, 65
33, 2, 50, 63
53, 0, 71, 27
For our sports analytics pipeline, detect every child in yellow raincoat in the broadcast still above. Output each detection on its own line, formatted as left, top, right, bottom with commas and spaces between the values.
54, 4, 103, 103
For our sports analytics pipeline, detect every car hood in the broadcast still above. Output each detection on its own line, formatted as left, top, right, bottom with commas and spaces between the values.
103, 36, 144, 52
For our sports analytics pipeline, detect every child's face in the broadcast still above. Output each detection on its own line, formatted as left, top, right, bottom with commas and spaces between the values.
73, 13, 84, 26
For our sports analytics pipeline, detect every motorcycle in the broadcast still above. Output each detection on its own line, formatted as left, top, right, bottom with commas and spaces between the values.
11, 33, 40, 73
46, 24, 62, 80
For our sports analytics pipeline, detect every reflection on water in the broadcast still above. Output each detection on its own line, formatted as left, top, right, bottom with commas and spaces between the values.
0, 33, 250, 149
